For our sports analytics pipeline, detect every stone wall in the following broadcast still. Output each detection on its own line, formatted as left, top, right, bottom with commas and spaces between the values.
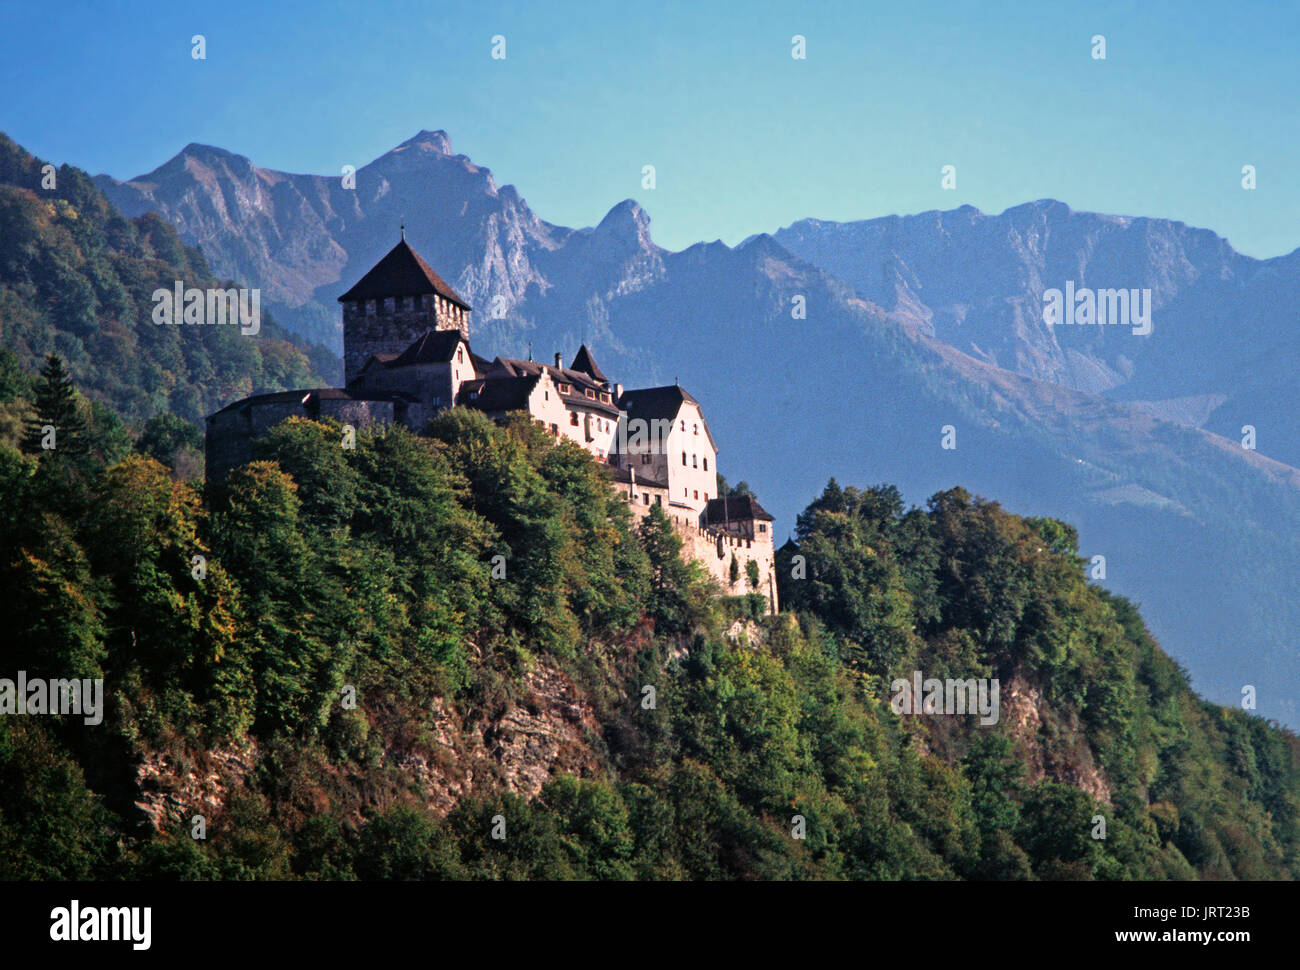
342, 294, 469, 383
205, 397, 397, 484
613, 483, 778, 615
677, 521, 779, 614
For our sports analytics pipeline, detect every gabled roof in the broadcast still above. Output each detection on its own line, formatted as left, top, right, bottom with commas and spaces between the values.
619, 384, 716, 452
389, 329, 464, 366
617, 385, 699, 421
486, 357, 622, 417
337, 238, 471, 309
705, 494, 773, 524
570, 344, 608, 384
456, 375, 539, 413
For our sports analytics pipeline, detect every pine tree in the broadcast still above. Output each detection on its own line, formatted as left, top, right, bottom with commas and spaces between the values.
21, 354, 85, 456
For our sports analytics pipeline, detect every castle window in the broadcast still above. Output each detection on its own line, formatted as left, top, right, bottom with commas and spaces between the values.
551, 423, 559, 435
384, 297, 396, 312
693, 489, 699, 500
570, 412, 579, 426
643, 494, 649, 505
703, 457, 708, 471
682, 451, 687, 465
641, 454, 651, 465
692, 454, 697, 468
694, 424, 698, 434
365, 300, 376, 316
681, 421, 686, 431
759, 523, 767, 533
457, 347, 464, 363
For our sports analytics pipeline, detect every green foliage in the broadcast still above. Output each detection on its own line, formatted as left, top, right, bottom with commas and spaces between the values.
0, 366, 1295, 881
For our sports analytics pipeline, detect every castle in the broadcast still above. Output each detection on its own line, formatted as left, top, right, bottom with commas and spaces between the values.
206, 235, 778, 613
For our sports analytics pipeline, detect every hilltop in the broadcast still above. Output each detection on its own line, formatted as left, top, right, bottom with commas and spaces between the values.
0, 369, 1295, 880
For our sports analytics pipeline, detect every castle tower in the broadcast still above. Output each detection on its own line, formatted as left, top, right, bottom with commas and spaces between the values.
337, 234, 472, 384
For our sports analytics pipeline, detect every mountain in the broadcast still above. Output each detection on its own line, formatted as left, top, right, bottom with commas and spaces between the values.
95, 131, 570, 358
90, 132, 1300, 730
0, 133, 332, 426
772, 203, 1300, 469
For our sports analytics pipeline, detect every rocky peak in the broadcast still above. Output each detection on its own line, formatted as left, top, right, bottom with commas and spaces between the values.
394, 129, 454, 156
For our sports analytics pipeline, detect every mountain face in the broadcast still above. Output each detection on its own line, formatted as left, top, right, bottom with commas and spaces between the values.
772, 205, 1300, 469
94, 133, 1300, 730
95, 132, 571, 358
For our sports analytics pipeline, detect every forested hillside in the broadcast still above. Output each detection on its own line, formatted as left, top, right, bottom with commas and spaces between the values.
0, 133, 332, 428
0, 359, 1294, 880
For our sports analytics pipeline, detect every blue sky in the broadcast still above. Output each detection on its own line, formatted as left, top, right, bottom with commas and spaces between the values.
3, 0, 1297, 256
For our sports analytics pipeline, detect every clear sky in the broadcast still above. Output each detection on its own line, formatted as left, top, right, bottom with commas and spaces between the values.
3, 0, 1297, 257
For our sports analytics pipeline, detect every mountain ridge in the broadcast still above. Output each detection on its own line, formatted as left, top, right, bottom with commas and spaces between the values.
76, 130, 1300, 730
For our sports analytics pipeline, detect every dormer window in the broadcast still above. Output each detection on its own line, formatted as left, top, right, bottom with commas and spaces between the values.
600, 392, 611, 403
585, 388, 596, 399
559, 383, 571, 394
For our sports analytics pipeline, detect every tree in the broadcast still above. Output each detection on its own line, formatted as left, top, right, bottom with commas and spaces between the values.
136, 412, 203, 473
21, 354, 85, 456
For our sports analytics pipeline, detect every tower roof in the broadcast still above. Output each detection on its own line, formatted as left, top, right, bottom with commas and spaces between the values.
570, 344, 608, 383
338, 238, 471, 309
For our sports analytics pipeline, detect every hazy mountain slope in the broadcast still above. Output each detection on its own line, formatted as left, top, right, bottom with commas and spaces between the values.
773, 203, 1300, 469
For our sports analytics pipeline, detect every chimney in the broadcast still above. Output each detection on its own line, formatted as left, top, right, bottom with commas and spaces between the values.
554, 352, 562, 368
614, 382, 623, 400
